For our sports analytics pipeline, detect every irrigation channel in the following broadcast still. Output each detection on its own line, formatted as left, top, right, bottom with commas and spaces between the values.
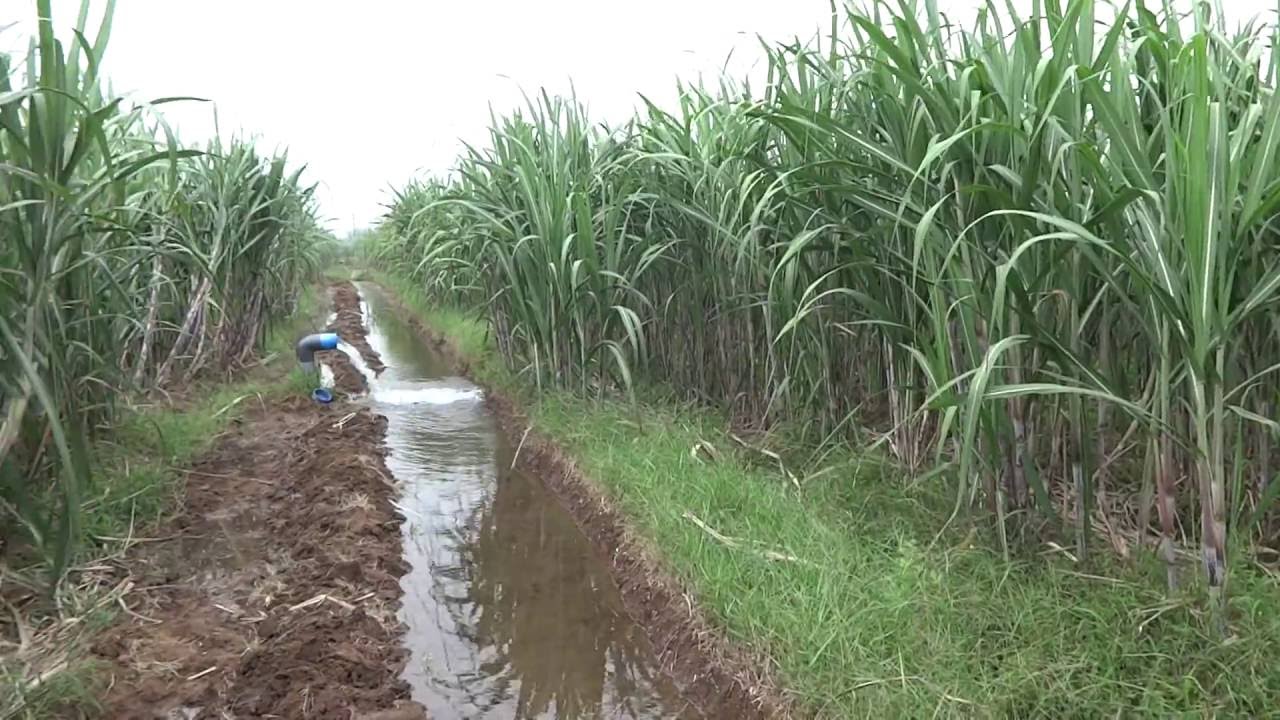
343, 283, 697, 719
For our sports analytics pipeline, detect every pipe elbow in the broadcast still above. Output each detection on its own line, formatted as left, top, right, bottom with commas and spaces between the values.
297, 332, 340, 370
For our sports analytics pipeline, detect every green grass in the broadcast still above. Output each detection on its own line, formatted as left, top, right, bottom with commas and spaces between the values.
324, 266, 357, 283
0, 661, 102, 720
379, 274, 1280, 718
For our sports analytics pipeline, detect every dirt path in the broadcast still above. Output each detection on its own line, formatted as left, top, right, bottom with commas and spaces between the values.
94, 284, 425, 719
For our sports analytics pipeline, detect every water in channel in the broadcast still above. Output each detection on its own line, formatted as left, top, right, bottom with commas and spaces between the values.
354, 284, 697, 720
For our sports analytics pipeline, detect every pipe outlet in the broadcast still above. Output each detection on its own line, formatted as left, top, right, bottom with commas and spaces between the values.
297, 332, 340, 372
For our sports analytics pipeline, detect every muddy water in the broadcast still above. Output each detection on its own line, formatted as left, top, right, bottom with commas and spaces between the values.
357, 284, 697, 720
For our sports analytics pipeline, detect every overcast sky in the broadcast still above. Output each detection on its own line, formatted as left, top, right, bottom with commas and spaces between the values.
2, 1, 1275, 232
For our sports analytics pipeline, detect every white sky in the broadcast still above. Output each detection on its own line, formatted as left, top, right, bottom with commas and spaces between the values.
1, 1, 1276, 232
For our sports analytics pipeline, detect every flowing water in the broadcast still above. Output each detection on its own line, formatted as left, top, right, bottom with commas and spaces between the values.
355, 284, 697, 720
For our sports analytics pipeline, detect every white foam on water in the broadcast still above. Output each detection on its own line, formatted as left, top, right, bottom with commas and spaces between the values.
338, 341, 378, 385
372, 386, 483, 406
319, 363, 335, 389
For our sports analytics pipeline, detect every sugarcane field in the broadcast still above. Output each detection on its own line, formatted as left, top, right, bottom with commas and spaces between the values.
5, 0, 1280, 718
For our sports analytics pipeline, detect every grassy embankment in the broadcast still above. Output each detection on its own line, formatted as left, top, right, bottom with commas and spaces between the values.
365, 269, 1280, 718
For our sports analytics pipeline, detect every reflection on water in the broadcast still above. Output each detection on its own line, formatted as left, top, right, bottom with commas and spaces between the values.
358, 284, 695, 720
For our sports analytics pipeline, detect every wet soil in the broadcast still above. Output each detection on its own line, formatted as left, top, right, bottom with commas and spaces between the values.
331, 283, 388, 374
370, 285, 791, 720
93, 284, 425, 719
312, 282, 386, 398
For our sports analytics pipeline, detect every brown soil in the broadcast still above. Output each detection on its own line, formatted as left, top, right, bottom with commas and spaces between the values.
329, 282, 387, 374
92, 283, 425, 720
373, 285, 792, 720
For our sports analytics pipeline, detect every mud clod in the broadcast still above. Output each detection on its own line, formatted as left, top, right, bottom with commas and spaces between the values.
328, 282, 387, 375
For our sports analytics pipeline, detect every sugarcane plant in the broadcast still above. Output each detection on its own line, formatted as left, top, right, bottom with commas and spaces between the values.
0, 0, 326, 590
370, 0, 1280, 618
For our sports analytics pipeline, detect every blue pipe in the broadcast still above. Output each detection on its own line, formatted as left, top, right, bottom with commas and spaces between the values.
296, 332, 339, 372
